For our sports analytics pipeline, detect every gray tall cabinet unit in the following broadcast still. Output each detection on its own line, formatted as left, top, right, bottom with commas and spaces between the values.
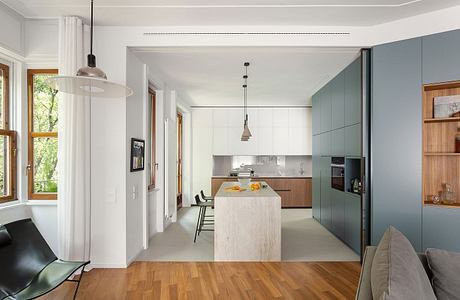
312, 57, 362, 255
371, 29, 460, 252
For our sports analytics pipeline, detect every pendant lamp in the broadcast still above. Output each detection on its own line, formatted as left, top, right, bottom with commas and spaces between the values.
46, 0, 133, 98
241, 62, 252, 141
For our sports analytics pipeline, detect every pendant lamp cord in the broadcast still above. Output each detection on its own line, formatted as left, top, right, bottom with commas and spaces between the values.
243, 63, 249, 125
87, 0, 96, 67
90, 0, 93, 56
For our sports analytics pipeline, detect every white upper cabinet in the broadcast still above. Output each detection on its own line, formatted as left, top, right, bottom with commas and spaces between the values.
273, 127, 289, 154
247, 108, 259, 129
212, 109, 229, 127
192, 108, 213, 128
194, 107, 312, 156
213, 127, 229, 155
228, 108, 242, 127
258, 127, 273, 154
272, 108, 289, 128
258, 108, 273, 127
289, 108, 310, 128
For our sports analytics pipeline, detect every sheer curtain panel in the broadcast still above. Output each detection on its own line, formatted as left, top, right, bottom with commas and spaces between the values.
57, 16, 91, 262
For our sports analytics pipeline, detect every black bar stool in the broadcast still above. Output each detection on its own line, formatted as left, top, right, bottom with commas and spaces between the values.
193, 195, 214, 243
200, 190, 214, 202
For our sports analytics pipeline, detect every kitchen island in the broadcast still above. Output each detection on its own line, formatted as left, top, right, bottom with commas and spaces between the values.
214, 181, 281, 261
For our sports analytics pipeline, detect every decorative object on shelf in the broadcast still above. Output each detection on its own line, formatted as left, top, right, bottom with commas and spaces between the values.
456, 129, 460, 153
130, 138, 145, 172
440, 183, 456, 205
431, 195, 441, 204
433, 95, 460, 118
46, 0, 133, 98
241, 62, 252, 141
351, 178, 362, 194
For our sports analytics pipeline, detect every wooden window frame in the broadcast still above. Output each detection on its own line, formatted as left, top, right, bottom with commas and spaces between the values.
0, 63, 18, 203
27, 69, 58, 200
148, 88, 156, 191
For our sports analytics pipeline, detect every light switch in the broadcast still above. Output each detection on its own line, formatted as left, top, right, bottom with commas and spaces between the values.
132, 185, 137, 200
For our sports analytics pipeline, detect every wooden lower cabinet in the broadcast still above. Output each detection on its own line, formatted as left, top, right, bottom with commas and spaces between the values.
211, 177, 312, 208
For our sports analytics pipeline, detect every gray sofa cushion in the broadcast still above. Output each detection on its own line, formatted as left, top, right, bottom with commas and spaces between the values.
426, 248, 460, 300
355, 246, 377, 300
371, 226, 436, 300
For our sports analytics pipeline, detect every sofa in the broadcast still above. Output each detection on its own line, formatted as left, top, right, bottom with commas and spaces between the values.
355, 227, 460, 300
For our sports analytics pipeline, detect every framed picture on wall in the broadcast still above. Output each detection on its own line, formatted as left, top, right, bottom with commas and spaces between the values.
130, 138, 145, 172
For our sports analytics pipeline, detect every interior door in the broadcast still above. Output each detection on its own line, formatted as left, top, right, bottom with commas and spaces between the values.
177, 112, 183, 209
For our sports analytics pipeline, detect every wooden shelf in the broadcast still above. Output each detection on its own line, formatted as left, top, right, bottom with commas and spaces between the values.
424, 153, 460, 156
424, 201, 460, 208
424, 117, 460, 123
423, 82, 460, 209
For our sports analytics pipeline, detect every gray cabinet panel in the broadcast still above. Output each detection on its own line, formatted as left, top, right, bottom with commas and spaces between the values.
331, 189, 345, 240
423, 207, 460, 252
371, 38, 422, 251
331, 73, 345, 130
312, 154, 321, 221
345, 193, 361, 254
422, 29, 460, 84
312, 134, 320, 156
312, 93, 321, 135
320, 131, 332, 156
331, 127, 345, 156
320, 157, 332, 230
345, 58, 362, 126
345, 124, 361, 157
320, 84, 332, 133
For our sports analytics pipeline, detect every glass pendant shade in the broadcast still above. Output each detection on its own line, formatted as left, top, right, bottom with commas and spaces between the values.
46, 74, 133, 98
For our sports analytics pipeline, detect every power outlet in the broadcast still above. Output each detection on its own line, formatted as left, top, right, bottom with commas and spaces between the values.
132, 185, 137, 200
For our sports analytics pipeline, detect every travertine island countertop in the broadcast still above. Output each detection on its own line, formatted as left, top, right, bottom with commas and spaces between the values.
215, 181, 280, 197
214, 181, 281, 261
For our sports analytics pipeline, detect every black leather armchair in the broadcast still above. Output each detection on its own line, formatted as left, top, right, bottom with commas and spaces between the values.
0, 219, 90, 300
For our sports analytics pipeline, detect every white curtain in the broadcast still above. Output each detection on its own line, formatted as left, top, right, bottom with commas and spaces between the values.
57, 16, 91, 261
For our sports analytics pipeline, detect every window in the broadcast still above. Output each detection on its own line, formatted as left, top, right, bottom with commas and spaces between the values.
148, 88, 156, 190
0, 63, 17, 203
27, 69, 58, 200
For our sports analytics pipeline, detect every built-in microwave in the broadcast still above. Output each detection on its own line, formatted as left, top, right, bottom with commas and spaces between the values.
331, 157, 345, 191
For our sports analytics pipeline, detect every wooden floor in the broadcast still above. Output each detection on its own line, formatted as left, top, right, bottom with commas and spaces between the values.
40, 261, 361, 300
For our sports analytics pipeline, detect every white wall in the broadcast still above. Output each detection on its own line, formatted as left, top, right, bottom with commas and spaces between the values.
0, 2, 24, 56
191, 108, 213, 196
0, 14, 60, 254
125, 49, 147, 263
24, 19, 59, 68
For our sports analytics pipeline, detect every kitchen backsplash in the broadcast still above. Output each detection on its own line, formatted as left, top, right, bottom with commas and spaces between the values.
213, 155, 312, 177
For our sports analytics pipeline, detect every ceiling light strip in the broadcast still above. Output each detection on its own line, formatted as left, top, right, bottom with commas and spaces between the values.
143, 32, 350, 36
40, 1, 421, 9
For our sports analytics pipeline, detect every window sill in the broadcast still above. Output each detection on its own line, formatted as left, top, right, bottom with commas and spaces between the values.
0, 201, 23, 210
26, 200, 57, 206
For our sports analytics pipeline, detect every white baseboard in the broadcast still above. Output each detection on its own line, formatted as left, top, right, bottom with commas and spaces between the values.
88, 263, 128, 269
126, 247, 144, 267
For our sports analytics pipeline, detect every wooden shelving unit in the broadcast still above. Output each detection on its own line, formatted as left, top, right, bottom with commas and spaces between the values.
423, 81, 460, 207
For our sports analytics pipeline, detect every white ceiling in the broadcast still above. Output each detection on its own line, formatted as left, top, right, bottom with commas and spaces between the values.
133, 47, 360, 106
3, 0, 460, 26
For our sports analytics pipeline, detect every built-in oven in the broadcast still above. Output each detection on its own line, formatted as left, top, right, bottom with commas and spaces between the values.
331, 157, 345, 191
